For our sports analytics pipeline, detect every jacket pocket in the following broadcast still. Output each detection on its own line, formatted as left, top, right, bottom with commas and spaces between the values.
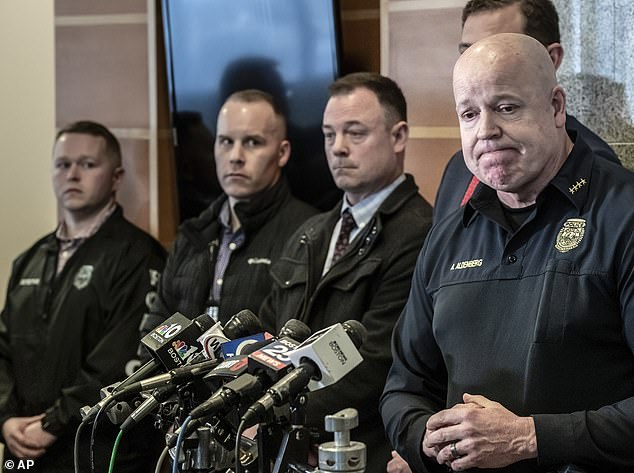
270, 257, 308, 290
533, 258, 573, 344
329, 258, 381, 292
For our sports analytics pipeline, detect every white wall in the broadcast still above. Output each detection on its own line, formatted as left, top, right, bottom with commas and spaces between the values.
0, 1, 56, 304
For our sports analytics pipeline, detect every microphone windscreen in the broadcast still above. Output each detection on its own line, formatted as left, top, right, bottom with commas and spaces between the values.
342, 320, 367, 348
223, 309, 264, 339
278, 318, 311, 343
193, 313, 217, 332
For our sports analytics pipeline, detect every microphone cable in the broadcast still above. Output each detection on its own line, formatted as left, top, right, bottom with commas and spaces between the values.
155, 446, 169, 473
73, 420, 89, 473
107, 430, 124, 473
90, 396, 118, 473
234, 419, 248, 473
172, 415, 193, 473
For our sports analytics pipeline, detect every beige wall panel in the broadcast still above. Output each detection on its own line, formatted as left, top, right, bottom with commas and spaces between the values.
117, 139, 150, 233
405, 137, 461, 205
56, 0, 146, 15
389, 8, 461, 126
55, 24, 149, 128
0, 0, 56, 305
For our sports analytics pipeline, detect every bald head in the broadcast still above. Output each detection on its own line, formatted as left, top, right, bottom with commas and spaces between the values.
455, 33, 557, 99
452, 33, 570, 208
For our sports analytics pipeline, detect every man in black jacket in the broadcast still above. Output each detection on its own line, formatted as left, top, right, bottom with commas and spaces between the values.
260, 73, 433, 472
0, 121, 166, 472
143, 89, 316, 336
382, 33, 634, 473
432, 0, 620, 225
389, 2, 621, 469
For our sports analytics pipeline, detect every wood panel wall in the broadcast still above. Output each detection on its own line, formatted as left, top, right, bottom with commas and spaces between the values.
55, 0, 177, 245
339, 0, 381, 74
382, 0, 464, 205
338, 0, 465, 205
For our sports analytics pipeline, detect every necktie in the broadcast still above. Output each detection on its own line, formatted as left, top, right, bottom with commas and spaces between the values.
332, 210, 356, 264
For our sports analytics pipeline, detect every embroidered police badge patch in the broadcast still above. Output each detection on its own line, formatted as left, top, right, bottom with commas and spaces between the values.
555, 218, 586, 253
73, 265, 94, 290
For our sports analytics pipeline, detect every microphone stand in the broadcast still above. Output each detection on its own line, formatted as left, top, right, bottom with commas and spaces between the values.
256, 392, 311, 473
284, 408, 367, 473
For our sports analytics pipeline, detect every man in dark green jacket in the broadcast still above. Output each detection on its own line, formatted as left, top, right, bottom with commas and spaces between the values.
0, 121, 166, 472
142, 89, 316, 336
260, 73, 433, 472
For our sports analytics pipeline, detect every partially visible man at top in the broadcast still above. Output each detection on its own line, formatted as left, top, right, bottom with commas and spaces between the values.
260, 72, 433, 472
0, 121, 166, 472
432, 0, 620, 224
142, 89, 316, 336
381, 33, 634, 473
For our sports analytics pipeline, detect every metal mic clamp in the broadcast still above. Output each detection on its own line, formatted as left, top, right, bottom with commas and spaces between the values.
318, 408, 366, 473
80, 382, 133, 424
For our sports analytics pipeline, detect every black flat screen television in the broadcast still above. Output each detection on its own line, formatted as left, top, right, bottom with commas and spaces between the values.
162, 0, 342, 220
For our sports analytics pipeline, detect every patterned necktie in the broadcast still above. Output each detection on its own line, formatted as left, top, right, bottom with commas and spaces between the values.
332, 210, 356, 264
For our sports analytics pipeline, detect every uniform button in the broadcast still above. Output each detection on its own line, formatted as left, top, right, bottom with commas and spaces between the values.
216, 278, 223, 285
229, 243, 237, 250
507, 254, 517, 264
285, 280, 291, 286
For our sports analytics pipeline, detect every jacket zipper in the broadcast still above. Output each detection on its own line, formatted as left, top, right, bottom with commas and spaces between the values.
294, 233, 313, 321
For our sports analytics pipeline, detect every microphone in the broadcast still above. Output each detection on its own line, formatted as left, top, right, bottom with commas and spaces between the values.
198, 309, 263, 360
140, 312, 216, 370
287, 320, 366, 391
107, 311, 264, 431
117, 310, 263, 394
108, 311, 265, 419
81, 312, 215, 423
117, 311, 266, 397
167, 372, 265, 447
278, 318, 313, 342
190, 319, 312, 417
113, 358, 222, 397
189, 373, 263, 419
241, 320, 366, 427
241, 318, 312, 385
119, 385, 178, 432
220, 332, 273, 359
82, 310, 262, 423
221, 318, 311, 359
203, 319, 311, 389
167, 319, 313, 443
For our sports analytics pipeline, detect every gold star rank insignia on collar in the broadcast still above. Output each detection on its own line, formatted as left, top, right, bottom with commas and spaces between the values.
568, 178, 587, 194
555, 218, 586, 253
